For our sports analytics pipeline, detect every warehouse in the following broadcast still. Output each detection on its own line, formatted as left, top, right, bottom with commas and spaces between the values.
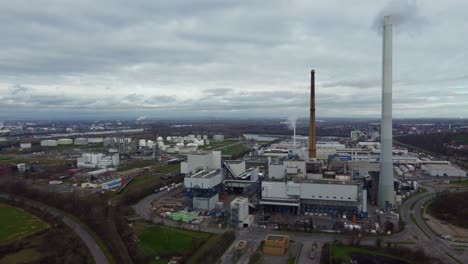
180, 151, 221, 175
422, 164, 466, 177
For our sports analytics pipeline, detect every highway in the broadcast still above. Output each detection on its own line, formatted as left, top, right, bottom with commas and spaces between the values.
0, 193, 109, 264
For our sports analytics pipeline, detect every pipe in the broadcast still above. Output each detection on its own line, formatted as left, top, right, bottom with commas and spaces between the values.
309, 70, 317, 159
378, 16, 395, 209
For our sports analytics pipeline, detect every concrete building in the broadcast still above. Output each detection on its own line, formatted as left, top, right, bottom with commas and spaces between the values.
230, 197, 254, 228
181, 151, 221, 175
19, 143, 31, 149
263, 235, 290, 255
184, 169, 223, 211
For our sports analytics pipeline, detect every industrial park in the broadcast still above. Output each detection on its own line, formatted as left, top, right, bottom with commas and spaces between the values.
2, 1, 468, 264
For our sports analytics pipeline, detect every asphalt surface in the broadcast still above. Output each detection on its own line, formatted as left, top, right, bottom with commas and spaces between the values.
133, 180, 468, 264
0, 193, 109, 264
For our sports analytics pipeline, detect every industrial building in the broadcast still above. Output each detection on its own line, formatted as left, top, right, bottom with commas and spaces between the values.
184, 169, 223, 210
422, 164, 466, 177
77, 153, 119, 168
263, 234, 290, 255
230, 197, 254, 228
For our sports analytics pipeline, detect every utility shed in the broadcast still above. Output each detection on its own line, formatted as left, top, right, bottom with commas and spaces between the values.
422, 164, 466, 177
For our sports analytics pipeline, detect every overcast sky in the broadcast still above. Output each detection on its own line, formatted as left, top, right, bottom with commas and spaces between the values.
1, 0, 467, 120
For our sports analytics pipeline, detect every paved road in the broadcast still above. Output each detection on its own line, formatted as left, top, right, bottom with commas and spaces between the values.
133, 180, 468, 264
0, 194, 109, 264
400, 186, 468, 264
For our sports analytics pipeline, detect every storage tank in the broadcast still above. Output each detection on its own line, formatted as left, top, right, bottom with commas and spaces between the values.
139, 139, 147, 147
147, 140, 154, 148
41, 140, 58, 146
112, 154, 120, 166
57, 138, 73, 145
205, 139, 210, 145
74, 138, 88, 145
103, 137, 114, 146
157, 141, 164, 147
88, 137, 104, 143
166, 136, 172, 142
176, 143, 184, 148
203, 135, 208, 140
157, 136, 163, 141
19, 143, 32, 149
213, 134, 224, 142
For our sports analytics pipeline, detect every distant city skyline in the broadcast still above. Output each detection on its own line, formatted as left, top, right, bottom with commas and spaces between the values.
1, 1, 467, 119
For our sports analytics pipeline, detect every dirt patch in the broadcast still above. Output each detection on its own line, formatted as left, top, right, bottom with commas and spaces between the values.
424, 212, 468, 241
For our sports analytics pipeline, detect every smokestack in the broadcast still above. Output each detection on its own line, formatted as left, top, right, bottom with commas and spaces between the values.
309, 70, 317, 160
378, 16, 395, 209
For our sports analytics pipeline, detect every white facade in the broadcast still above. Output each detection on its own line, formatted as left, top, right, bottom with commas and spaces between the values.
262, 180, 359, 203
193, 194, 219, 210
422, 164, 466, 177
180, 151, 221, 175
184, 170, 223, 189
299, 182, 358, 202
231, 197, 249, 222
101, 178, 122, 190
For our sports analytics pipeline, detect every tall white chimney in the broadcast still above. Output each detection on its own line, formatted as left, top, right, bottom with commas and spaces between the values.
378, 16, 395, 209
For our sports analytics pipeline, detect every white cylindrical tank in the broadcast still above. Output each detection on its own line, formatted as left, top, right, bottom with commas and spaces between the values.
147, 140, 154, 148
176, 143, 184, 148
203, 135, 208, 140
157, 136, 163, 141
213, 134, 224, 142
205, 139, 210, 145
112, 154, 120, 166
41, 140, 58, 146
157, 141, 164, 147
74, 138, 88, 145
103, 137, 113, 146
20, 143, 32, 149
139, 139, 147, 147
57, 138, 73, 145
88, 137, 104, 143
160, 145, 167, 151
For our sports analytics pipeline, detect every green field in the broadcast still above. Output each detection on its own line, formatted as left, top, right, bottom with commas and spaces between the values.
451, 134, 468, 144
221, 144, 251, 156
0, 203, 49, 244
199, 140, 239, 150
135, 223, 212, 264
332, 245, 408, 263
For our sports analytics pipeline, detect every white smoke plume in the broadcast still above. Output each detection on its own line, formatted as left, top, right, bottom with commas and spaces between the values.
372, 0, 427, 35
287, 116, 297, 130
136, 116, 147, 121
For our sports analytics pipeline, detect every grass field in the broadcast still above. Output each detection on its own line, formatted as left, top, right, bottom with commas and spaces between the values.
221, 144, 251, 156
0, 203, 48, 245
135, 223, 212, 264
199, 140, 238, 150
332, 244, 408, 263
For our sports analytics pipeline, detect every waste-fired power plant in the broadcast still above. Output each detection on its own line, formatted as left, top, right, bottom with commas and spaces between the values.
378, 16, 395, 209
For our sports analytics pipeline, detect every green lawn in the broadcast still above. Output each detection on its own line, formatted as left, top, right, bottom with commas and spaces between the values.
0, 203, 49, 245
135, 223, 212, 264
199, 140, 239, 150
221, 144, 251, 156
332, 245, 408, 263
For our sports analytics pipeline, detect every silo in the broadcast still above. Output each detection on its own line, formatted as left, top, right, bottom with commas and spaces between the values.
57, 138, 73, 145
139, 139, 147, 147
157, 136, 163, 141
88, 137, 104, 143
103, 137, 114, 146
213, 134, 224, 142
74, 138, 88, 145
166, 136, 172, 142
41, 140, 58, 146
147, 140, 154, 148
112, 154, 120, 166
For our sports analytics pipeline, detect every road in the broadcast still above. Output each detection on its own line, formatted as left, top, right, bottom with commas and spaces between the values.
400, 185, 468, 264
0, 193, 109, 264
133, 181, 468, 264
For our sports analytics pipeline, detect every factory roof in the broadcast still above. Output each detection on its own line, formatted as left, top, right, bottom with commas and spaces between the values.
190, 169, 220, 179
265, 234, 289, 241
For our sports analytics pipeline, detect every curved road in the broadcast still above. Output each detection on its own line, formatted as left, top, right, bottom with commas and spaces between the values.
0, 194, 109, 264
133, 182, 468, 264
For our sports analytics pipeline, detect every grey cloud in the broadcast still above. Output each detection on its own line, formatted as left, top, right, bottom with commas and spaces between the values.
10, 84, 30, 95
372, 0, 427, 35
